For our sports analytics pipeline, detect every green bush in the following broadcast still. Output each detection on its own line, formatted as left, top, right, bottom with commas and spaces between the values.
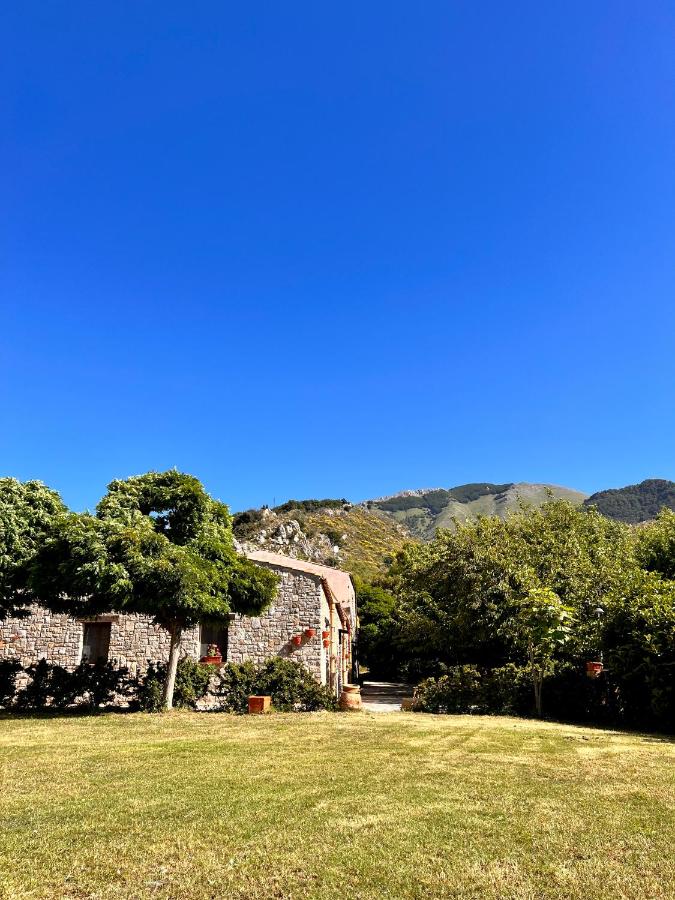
0, 659, 22, 707
13, 659, 130, 710
213, 658, 338, 713
136, 658, 215, 712
412, 665, 483, 713
482, 664, 532, 715
212, 661, 257, 712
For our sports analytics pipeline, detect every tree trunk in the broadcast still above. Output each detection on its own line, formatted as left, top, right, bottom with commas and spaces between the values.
529, 645, 543, 718
162, 622, 183, 711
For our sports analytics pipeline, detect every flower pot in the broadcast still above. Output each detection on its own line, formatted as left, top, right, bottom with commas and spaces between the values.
322, 638, 330, 648
291, 635, 303, 647
321, 630, 330, 640
339, 685, 362, 711
200, 655, 222, 666
305, 628, 316, 638
248, 695, 271, 715
585, 661, 603, 678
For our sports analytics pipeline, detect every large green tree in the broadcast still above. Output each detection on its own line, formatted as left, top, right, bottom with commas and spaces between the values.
0, 478, 66, 620
30, 471, 278, 709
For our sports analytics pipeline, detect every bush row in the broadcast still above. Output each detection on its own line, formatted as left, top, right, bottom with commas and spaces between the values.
411, 662, 667, 730
0, 656, 338, 714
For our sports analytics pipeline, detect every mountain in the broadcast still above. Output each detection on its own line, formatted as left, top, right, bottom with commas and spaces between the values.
364, 482, 588, 540
583, 479, 675, 524
233, 479, 673, 579
233, 501, 410, 581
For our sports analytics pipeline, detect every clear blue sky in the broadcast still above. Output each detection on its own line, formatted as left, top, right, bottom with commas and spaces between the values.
2, 2, 674, 513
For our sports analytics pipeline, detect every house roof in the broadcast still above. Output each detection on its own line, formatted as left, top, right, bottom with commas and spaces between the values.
245, 550, 356, 621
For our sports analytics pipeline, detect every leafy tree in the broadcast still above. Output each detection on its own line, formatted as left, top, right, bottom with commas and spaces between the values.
0, 478, 66, 620
393, 501, 632, 672
353, 577, 400, 677
508, 586, 573, 717
636, 508, 675, 580
30, 471, 278, 709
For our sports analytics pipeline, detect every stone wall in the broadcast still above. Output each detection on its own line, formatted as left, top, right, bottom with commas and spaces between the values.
0, 564, 328, 685
226, 567, 326, 682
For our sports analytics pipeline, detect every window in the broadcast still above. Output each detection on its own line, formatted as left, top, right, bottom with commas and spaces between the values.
81, 622, 111, 663
199, 621, 229, 660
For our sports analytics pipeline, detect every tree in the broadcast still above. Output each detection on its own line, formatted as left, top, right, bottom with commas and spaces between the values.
353, 577, 400, 678
636, 508, 675, 580
508, 586, 573, 718
30, 471, 278, 709
0, 478, 66, 620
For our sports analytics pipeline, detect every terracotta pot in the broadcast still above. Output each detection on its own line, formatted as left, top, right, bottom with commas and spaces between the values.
321, 630, 330, 640
305, 628, 316, 638
322, 638, 330, 648
585, 661, 603, 678
248, 695, 271, 714
291, 635, 303, 647
339, 684, 362, 712
200, 655, 222, 665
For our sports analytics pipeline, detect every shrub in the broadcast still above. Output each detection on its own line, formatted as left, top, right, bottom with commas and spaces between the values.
136, 657, 215, 712
0, 659, 22, 707
255, 658, 338, 712
212, 661, 257, 713
15, 659, 66, 709
213, 658, 338, 712
412, 665, 482, 713
14, 659, 131, 710
482, 664, 532, 716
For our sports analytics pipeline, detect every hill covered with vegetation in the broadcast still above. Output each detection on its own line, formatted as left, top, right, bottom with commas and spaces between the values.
233, 501, 411, 580
364, 482, 588, 540
583, 478, 675, 524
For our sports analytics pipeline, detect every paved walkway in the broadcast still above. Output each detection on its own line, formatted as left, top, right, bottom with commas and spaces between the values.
360, 680, 414, 713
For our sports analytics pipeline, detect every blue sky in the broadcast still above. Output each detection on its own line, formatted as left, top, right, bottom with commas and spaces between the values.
2, 2, 675, 513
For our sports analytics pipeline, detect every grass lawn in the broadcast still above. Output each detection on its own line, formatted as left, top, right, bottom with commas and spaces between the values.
1, 712, 673, 900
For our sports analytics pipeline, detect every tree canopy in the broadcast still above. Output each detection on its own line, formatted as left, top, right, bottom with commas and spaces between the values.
0, 478, 66, 620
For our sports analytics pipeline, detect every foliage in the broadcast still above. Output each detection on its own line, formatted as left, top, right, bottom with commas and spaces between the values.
636, 508, 675, 580
272, 498, 349, 515
393, 500, 675, 730
412, 665, 483, 713
136, 658, 216, 712
231, 507, 266, 540
0, 478, 66, 620
600, 570, 675, 730
353, 577, 401, 677
0, 659, 22, 707
29, 470, 279, 709
212, 660, 257, 712
213, 658, 338, 712
584, 478, 675, 524
13, 659, 131, 710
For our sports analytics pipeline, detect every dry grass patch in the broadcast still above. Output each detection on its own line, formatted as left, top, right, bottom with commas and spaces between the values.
0, 712, 673, 899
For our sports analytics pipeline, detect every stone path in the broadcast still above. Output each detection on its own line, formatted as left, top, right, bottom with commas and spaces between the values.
360, 680, 413, 713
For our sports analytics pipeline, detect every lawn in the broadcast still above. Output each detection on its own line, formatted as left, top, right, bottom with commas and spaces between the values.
0, 712, 673, 900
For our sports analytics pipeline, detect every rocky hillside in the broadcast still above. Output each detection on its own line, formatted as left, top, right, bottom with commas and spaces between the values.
583, 479, 675, 524
364, 482, 588, 540
233, 502, 410, 581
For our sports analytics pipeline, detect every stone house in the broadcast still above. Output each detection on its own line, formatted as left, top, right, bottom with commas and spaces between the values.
0, 551, 357, 695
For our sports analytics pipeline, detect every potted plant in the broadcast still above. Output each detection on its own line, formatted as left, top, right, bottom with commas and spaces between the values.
585, 661, 603, 678
321, 630, 330, 640
305, 628, 316, 638
291, 635, 303, 647
200, 643, 223, 665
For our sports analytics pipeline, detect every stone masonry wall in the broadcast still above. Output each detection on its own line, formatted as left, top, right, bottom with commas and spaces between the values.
226, 567, 326, 682
0, 564, 327, 686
